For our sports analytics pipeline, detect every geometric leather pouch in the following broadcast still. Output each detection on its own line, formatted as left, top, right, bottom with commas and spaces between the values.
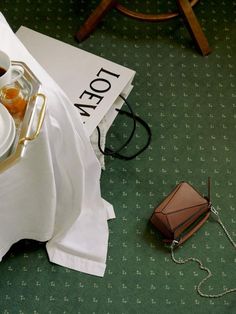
150, 180, 236, 298
150, 181, 211, 246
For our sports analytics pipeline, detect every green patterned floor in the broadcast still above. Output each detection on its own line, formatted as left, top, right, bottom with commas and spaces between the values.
0, 0, 236, 313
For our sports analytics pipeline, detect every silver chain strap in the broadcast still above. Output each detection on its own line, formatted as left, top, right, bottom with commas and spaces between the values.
170, 206, 236, 298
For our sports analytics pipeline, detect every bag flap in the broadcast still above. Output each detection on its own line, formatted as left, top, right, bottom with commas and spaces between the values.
158, 182, 208, 214
152, 182, 209, 234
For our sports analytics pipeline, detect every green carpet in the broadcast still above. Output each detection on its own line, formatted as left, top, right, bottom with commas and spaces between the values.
0, 0, 236, 313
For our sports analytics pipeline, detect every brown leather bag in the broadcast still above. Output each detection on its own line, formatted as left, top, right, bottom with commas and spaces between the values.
150, 181, 211, 246
150, 180, 236, 298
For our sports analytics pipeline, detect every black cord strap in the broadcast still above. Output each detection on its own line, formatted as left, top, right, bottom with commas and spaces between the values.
97, 95, 151, 160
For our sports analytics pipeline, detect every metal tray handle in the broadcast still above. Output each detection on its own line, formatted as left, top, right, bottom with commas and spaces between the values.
19, 93, 46, 144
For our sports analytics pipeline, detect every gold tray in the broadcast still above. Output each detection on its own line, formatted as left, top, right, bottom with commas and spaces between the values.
0, 61, 46, 173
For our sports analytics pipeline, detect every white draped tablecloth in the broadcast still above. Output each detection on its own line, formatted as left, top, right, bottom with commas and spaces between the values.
0, 13, 115, 277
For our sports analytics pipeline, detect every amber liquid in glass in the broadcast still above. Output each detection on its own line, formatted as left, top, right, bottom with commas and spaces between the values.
1, 86, 27, 119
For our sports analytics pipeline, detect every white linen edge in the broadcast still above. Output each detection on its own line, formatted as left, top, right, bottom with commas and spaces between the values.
46, 244, 106, 277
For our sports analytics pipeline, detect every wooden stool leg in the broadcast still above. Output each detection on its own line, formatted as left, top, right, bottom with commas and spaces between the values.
76, 0, 116, 42
177, 0, 211, 55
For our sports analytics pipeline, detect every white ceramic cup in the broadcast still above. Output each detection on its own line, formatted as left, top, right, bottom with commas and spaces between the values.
0, 50, 24, 89
0, 103, 16, 161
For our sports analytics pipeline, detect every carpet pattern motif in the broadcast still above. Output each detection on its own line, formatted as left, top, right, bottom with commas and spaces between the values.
0, 0, 235, 313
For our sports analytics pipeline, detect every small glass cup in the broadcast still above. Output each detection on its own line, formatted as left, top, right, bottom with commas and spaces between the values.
0, 82, 28, 119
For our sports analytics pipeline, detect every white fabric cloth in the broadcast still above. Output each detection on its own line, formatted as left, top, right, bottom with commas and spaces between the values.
0, 13, 115, 277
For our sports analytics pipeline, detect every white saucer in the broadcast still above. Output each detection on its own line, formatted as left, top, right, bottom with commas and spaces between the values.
0, 103, 16, 160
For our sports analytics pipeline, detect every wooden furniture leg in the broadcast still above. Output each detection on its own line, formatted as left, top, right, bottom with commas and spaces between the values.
76, 0, 116, 41
76, 0, 211, 56
177, 0, 211, 55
